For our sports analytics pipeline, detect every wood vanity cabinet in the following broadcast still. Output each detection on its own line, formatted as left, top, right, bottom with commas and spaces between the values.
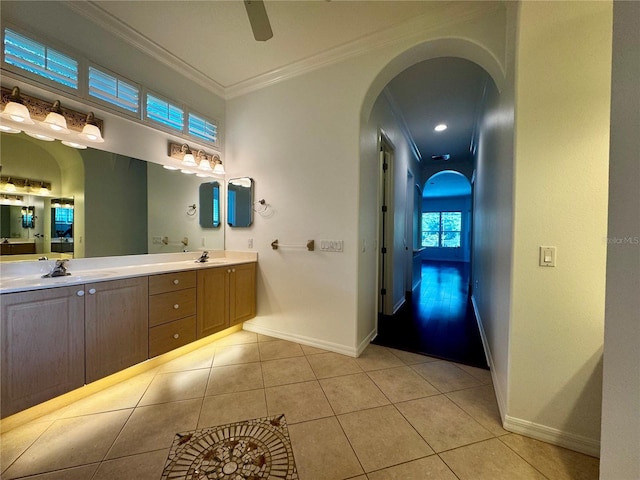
197, 262, 256, 338
85, 277, 149, 383
1, 286, 85, 418
148, 271, 197, 357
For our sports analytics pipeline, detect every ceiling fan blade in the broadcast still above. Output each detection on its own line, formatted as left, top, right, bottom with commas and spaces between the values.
244, 0, 273, 41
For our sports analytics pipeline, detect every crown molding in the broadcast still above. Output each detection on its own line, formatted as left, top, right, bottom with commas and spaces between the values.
65, 1, 499, 101
382, 87, 422, 163
63, 1, 226, 99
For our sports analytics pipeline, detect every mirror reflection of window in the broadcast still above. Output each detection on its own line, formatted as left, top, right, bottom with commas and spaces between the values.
227, 177, 254, 228
199, 181, 221, 228
21, 206, 35, 229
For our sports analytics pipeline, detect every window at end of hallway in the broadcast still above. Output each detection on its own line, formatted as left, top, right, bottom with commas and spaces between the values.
421, 211, 461, 248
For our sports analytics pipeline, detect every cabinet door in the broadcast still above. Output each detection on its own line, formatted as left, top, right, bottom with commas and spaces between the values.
229, 263, 257, 325
1, 286, 85, 418
197, 267, 228, 338
85, 277, 149, 383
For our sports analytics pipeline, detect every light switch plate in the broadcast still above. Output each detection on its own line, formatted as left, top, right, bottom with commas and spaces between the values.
539, 246, 556, 267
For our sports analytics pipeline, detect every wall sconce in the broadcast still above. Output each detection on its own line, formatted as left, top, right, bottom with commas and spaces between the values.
42, 100, 70, 134
196, 150, 212, 171
168, 142, 225, 177
1, 176, 52, 195
211, 154, 225, 175
180, 144, 197, 167
0, 86, 104, 147
0, 87, 34, 124
79, 112, 104, 143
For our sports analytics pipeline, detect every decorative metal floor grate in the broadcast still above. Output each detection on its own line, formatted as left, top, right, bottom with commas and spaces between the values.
161, 414, 299, 479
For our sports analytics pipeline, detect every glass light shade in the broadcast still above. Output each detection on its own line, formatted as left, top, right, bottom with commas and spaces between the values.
80, 123, 104, 143
212, 162, 225, 175
61, 141, 88, 149
182, 152, 197, 167
180, 169, 196, 175
198, 158, 212, 171
196, 173, 209, 178
2, 101, 34, 124
42, 111, 70, 134
4, 181, 16, 192
163, 165, 179, 171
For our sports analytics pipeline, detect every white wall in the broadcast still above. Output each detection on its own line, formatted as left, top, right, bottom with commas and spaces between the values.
600, 1, 640, 478
472, 2, 516, 422
508, 1, 612, 454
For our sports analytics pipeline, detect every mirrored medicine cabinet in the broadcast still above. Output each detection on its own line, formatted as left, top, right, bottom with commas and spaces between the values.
227, 177, 254, 228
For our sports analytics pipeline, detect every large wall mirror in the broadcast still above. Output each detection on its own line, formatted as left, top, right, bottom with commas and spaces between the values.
227, 177, 254, 228
0, 132, 225, 261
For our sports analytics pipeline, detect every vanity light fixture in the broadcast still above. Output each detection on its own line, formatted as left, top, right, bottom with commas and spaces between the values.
211, 154, 225, 175
0, 176, 52, 194
0, 194, 24, 204
0, 87, 34, 124
79, 112, 104, 143
3, 178, 16, 192
168, 142, 223, 177
42, 100, 70, 134
38, 181, 50, 195
180, 144, 197, 167
197, 150, 213, 172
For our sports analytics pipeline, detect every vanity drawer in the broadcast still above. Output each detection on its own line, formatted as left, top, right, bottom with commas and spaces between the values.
149, 271, 196, 295
149, 316, 196, 358
149, 288, 196, 327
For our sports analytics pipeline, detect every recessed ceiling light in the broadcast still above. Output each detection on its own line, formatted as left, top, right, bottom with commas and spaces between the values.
434, 124, 447, 132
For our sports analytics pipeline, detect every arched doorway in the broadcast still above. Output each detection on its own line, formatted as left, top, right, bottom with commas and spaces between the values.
360, 39, 503, 366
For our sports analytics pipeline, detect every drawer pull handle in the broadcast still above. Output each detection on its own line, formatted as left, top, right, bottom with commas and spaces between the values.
173, 304, 180, 309
76, 290, 85, 297
89, 288, 96, 295
173, 279, 180, 285
173, 333, 180, 339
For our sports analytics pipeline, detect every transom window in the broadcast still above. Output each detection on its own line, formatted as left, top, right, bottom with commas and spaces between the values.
88, 66, 139, 114
421, 211, 462, 248
3, 28, 78, 89
2, 26, 219, 147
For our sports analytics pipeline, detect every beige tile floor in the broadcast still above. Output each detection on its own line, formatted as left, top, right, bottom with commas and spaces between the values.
0, 330, 599, 480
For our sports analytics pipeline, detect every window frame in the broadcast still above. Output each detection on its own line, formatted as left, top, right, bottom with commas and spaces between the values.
87, 63, 141, 118
421, 211, 462, 248
2, 24, 82, 96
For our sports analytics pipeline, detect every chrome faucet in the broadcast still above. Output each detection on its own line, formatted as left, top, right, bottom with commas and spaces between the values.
195, 251, 209, 263
43, 259, 71, 278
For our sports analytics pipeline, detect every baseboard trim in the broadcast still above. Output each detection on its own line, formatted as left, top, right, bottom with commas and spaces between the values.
242, 322, 359, 357
504, 415, 601, 458
470, 294, 507, 419
470, 296, 601, 458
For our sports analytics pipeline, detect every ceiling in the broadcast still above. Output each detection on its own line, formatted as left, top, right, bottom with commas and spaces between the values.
66, 1, 491, 190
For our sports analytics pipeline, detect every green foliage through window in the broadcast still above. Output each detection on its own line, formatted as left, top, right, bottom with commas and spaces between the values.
421, 211, 461, 248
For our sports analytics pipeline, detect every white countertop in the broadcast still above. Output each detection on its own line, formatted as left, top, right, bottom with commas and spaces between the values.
0, 251, 257, 294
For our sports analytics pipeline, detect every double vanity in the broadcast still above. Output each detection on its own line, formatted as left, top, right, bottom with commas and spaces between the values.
0, 251, 257, 419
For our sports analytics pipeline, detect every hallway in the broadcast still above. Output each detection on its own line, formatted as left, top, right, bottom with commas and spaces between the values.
374, 261, 488, 369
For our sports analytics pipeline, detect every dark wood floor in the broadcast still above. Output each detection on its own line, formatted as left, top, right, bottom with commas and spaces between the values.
374, 260, 489, 369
